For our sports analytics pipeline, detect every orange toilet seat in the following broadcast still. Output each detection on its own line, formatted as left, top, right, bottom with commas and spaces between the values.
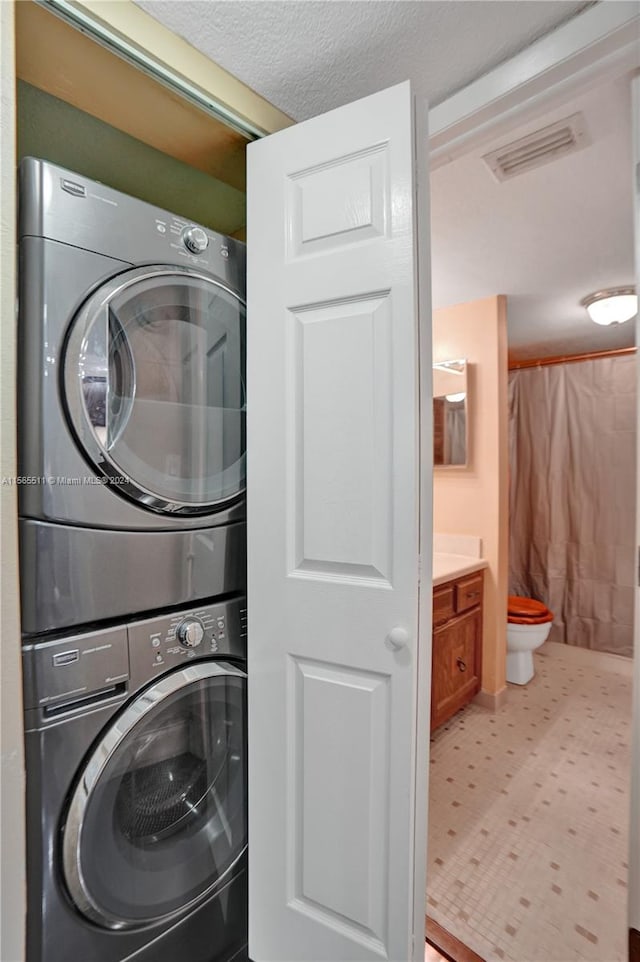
507, 595, 553, 625
508, 612, 554, 625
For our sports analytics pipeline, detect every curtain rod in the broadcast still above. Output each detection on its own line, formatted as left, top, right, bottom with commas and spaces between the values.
508, 346, 637, 371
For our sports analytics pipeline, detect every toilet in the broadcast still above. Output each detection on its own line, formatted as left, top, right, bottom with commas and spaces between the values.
506, 595, 554, 685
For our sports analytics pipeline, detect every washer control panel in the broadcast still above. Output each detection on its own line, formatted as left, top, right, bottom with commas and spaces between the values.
128, 597, 247, 686
23, 598, 247, 724
177, 617, 205, 648
22, 624, 130, 713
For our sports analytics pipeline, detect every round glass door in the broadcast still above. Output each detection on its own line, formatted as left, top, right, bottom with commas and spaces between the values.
62, 662, 246, 929
63, 266, 246, 514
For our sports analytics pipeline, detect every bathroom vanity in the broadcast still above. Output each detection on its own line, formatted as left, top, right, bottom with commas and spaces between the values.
431, 558, 486, 730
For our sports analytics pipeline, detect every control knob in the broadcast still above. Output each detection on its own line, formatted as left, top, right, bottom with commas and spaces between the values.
177, 617, 205, 649
182, 226, 209, 254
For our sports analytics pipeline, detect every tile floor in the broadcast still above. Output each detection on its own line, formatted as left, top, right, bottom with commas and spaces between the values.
426, 642, 633, 962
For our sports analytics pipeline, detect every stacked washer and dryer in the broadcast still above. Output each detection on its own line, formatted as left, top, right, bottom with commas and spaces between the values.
18, 158, 248, 962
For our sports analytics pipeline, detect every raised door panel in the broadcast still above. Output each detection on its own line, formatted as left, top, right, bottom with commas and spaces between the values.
289, 659, 390, 948
289, 293, 392, 582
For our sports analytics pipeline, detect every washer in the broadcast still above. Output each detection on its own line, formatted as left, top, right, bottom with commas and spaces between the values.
18, 158, 246, 634
22, 596, 248, 962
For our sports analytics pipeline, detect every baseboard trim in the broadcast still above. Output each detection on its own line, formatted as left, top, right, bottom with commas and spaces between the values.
473, 686, 508, 712
630, 928, 640, 962
426, 916, 486, 962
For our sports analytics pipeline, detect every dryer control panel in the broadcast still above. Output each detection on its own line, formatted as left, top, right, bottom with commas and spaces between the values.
19, 157, 244, 283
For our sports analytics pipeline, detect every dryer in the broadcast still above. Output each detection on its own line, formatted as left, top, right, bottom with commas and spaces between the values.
22, 596, 248, 962
18, 159, 246, 634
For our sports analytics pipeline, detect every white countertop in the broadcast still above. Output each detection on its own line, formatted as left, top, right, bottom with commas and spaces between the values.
432, 552, 488, 587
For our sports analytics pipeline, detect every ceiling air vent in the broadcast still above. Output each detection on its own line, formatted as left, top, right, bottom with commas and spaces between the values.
482, 112, 589, 182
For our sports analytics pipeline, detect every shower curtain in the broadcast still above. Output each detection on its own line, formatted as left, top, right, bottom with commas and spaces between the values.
508, 354, 636, 657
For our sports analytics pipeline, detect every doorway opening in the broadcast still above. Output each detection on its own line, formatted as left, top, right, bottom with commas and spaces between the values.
425, 67, 636, 962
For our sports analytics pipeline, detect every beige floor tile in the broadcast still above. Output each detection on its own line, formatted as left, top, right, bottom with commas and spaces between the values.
426, 642, 632, 962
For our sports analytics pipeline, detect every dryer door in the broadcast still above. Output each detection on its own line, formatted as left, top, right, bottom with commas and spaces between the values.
63, 265, 246, 515
62, 661, 247, 929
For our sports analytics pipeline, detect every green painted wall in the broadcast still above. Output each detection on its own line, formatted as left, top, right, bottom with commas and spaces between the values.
17, 80, 246, 235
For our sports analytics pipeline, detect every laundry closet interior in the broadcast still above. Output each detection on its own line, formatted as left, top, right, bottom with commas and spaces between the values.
14, 1, 291, 235
11, 4, 289, 961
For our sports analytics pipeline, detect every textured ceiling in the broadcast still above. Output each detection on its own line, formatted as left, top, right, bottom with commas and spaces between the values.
430, 74, 635, 359
137, 0, 593, 120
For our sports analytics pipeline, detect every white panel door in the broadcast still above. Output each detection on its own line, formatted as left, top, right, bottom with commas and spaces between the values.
628, 73, 640, 938
247, 81, 432, 962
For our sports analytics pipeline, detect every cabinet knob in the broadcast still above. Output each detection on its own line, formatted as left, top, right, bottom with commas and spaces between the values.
457, 657, 467, 672
387, 627, 409, 650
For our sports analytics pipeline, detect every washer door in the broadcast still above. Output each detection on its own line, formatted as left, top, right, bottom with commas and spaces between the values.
62, 662, 247, 929
63, 266, 246, 515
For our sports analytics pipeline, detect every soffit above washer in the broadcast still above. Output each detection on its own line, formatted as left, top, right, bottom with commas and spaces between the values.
135, 0, 593, 120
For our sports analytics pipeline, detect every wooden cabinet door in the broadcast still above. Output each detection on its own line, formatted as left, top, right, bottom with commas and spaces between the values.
431, 607, 481, 729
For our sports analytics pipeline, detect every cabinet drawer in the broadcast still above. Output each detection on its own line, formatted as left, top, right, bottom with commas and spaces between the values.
433, 585, 455, 626
455, 572, 483, 612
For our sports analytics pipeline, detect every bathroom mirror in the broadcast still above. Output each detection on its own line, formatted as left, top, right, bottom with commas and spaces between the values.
433, 359, 468, 466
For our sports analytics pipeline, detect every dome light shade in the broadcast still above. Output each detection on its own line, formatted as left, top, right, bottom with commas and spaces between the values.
445, 392, 466, 403
581, 288, 637, 326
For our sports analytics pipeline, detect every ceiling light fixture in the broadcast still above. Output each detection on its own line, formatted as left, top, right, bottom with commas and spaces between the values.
581, 287, 637, 326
